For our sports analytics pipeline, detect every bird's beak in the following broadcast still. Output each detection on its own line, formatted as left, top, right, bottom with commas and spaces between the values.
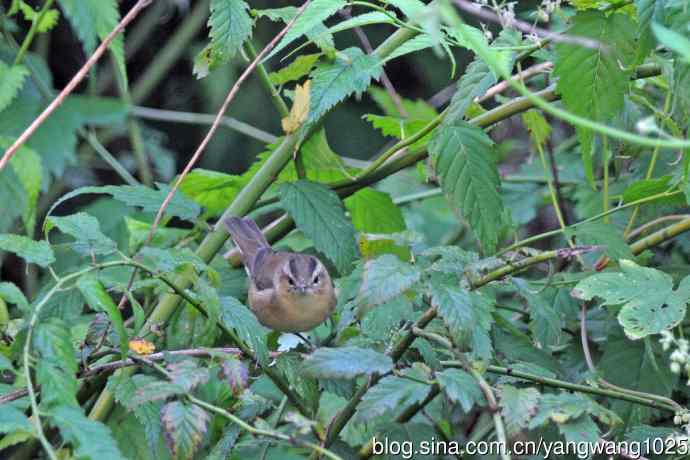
296, 285, 307, 294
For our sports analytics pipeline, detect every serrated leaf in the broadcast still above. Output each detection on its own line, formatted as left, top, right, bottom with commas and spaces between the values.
51, 405, 125, 460
279, 180, 358, 273
221, 357, 249, 394
77, 274, 128, 360
384, 33, 435, 62
636, 0, 666, 61
281, 80, 311, 133
47, 184, 201, 223
522, 110, 552, 149
554, 11, 636, 185
167, 360, 210, 392
19, 3, 60, 33
308, 47, 382, 124
210, 0, 252, 60
265, 0, 346, 61
304, 346, 393, 378
0, 62, 29, 113
573, 260, 690, 339
269, 53, 320, 86
363, 114, 434, 150
0, 166, 26, 232
436, 368, 485, 412
5, 141, 42, 231
161, 401, 210, 460
108, 373, 163, 454
126, 217, 188, 249
353, 372, 430, 423
429, 120, 505, 253
623, 176, 677, 203
34, 318, 78, 408
358, 254, 421, 307
206, 424, 240, 460
444, 58, 495, 124
47, 212, 117, 256
0, 234, 54, 267
129, 380, 186, 407
219, 296, 268, 365
498, 385, 540, 437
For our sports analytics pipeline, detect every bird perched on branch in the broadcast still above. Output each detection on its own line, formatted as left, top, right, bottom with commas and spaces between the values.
223, 216, 336, 332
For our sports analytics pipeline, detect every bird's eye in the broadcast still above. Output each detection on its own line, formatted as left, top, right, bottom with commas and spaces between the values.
288, 277, 295, 286
313, 275, 320, 284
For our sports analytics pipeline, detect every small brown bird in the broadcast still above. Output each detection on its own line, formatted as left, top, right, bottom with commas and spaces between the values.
223, 217, 336, 332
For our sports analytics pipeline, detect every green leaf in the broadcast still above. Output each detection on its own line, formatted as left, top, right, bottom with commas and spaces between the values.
269, 53, 321, 86
435, 368, 485, 412
653, 22, 690, 62
279, 180, 358, 273
46, 212, 117, 256
0, 166, 26, 232
574, 260, 690, 339
77, 274, 128, 360
363, 115, 433, 150
51, 405, 125, 460
0, 405, 33, 434
308, 47, 382, 124
0, 282, 29, 311
219, 296, 269, 365
161, 401, 210, 460
265, 0, 347, 61
522, 110, 552, 149
554, 11, 636, 185
167, 359, 210, 392
368, 86, 437, 120
304, 346, 393, 379
57, 0, 126, 86
47, 184, 201, 223
6, 142, 42, 231
498, 385, 541, 437
0, 234, 54, 267
34, 318, 78, 408
623, 176, 676, 203
206, 425, 240, 460
18, 3, 60, 33
636, 0, 666, 60
384, 33, 434, 62
108, 373, 164, 454
0, 62, 29, 113
601, 336, 674, 425
564, 221, 633, 261
138, 247, 207, 273
129, 380, 186, 407
429, 120, 505, 253
211, 0, 252, 60
353, 369, 430, 423
358, 254, 421, 308
344, 188, 408, 260
444, 58, 495, 124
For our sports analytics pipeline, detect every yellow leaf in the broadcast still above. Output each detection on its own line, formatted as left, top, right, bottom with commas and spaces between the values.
281, 80, 311, 134
129, 338, 155, 355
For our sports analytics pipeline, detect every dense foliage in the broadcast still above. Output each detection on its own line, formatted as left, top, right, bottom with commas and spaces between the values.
1, 0, 690, 459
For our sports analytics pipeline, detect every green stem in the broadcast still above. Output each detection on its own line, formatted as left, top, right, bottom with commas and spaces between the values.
85, 131, 140, 186
602, 136, 610, 223
130, 106, 279, 144
244, 41, 290, 117
14, 0, 55, 66
439, 362, 677, 412
115, 60, 153, 186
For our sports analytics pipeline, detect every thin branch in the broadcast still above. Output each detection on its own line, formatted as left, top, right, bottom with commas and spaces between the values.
130, 106, 279, 144
0, 0, 154, 170
452, 0, 604, 49
477, 61, 553, 103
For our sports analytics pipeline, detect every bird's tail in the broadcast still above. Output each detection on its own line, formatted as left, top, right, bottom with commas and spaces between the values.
223, 217, 270, 271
